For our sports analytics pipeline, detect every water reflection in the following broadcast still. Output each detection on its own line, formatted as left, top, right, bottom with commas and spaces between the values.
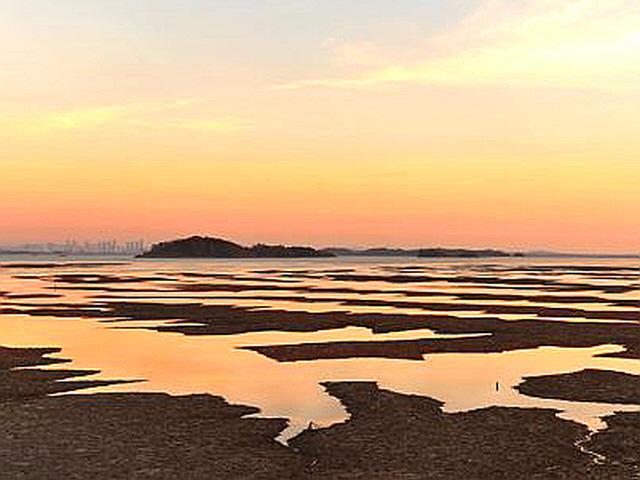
0, 256, 638, 441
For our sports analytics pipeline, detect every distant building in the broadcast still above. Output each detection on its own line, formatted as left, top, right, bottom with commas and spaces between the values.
7, 239, 145, 255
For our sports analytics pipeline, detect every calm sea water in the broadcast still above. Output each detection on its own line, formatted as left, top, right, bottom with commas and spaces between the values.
0, 255, 638, 440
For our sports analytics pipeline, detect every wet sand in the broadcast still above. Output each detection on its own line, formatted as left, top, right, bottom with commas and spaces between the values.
516, 368, 640, 478
588, 412, 640, 477
0, 346, 133, 401
0, 345, 304, 479
1, 259, 638, 478
290, 381, 625, 479
517, 369, 640, 404
2, 345, 635, 479
5, 295, 640, 364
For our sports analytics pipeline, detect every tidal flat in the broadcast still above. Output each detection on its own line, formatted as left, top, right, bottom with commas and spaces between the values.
0, 257, 638, 478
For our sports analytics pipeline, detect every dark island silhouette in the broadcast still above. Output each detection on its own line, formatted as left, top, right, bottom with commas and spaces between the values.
138, 236, 522, 259
322, 247, 522, 258
138, 236, 335, 258
418, 248, 521, 258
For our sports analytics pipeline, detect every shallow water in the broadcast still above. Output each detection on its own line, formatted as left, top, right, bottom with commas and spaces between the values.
0, 255, 638, 440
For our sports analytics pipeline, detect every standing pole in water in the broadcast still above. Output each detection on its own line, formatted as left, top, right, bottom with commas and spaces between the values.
496, 381, 500, 392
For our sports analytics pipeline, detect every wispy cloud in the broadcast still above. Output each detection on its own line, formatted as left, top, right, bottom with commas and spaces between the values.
35, 106, 128, 131
6, 100, 253, 135
279, 0, 640, 90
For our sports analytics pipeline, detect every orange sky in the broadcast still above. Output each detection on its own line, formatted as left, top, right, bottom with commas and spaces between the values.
1, 1, 639, 253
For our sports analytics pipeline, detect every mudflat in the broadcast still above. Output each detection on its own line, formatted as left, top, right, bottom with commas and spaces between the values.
1, 259, 638, 478
0, 345, 304, 479
2, 344, 636, 479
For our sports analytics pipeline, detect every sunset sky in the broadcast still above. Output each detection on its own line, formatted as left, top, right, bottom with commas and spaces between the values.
1, 0, 638, 252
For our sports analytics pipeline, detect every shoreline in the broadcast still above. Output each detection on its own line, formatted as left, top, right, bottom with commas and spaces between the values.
1, 258, 637, 477
1, 344, 637, 478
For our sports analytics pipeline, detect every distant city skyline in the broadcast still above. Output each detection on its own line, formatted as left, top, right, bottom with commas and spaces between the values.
1, 239, 146, 255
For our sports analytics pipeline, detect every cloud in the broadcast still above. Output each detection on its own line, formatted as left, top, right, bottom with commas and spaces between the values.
322, 38, 391, 68
280, 0, 640, 90
36, 106, 128, 131
134, 116, 253, 133
7, 100, 253, 135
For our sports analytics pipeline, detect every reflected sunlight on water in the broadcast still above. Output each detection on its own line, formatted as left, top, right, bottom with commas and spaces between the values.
0, 256, 638, 440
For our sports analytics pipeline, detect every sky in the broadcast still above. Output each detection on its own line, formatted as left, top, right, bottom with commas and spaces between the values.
1, 0, 639, 253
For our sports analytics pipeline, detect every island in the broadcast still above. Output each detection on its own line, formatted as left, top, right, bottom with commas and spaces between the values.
138, 237, 524, 259
417, 248, 521, 258
319, 247, 522, 258
137, 236, 335, 258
